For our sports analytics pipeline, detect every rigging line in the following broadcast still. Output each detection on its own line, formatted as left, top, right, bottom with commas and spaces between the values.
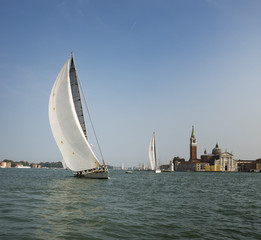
78, 79, 106, 167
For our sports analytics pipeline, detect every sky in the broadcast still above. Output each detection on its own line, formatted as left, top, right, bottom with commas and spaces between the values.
0, 0, 261, 168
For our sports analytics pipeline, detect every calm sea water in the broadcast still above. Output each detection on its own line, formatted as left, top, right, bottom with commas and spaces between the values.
0, 169, 260, 240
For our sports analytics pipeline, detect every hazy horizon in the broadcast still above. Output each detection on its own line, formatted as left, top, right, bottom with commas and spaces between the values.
1, 0, 261, 168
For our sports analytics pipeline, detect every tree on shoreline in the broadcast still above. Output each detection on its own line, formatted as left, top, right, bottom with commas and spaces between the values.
173, 156, 185, 163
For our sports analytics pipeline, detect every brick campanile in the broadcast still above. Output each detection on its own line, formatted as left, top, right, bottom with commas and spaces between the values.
190, 126, 197, 161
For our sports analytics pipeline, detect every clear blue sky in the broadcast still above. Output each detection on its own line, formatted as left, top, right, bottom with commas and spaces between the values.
1, 0, 261, 167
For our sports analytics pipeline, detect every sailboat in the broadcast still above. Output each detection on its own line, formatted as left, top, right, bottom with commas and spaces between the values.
49, 55, 109, 179
148, 132, 161, 173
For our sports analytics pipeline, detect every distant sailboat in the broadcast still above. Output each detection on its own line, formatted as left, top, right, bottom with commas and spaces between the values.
148, 132, 161, 173
49, 55, 109, 179
61, 159, 68, 170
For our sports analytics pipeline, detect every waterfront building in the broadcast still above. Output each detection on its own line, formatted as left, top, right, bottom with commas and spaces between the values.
0, 161, 11, 168
176, 160, 209, 172
201, 143, 237, 172
175, 127, 238, 172
237, 159, 261, 172
0, 161, 6, 168
160, 161, 174, 172
170, 161, 174, 171
6, 162, 11, 168
32, 164, 42, 168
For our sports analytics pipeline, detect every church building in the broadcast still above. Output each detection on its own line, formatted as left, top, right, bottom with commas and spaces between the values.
201, 143, 237, 172
175, 126, 238, 172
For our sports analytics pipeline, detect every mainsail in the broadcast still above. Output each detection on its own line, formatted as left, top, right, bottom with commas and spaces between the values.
49, 57, 101, 172
69, 58, 88, 140
148, 132, 156, 170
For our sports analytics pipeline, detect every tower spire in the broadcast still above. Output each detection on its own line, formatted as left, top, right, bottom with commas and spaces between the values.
191, 125, 195, 138
190, 126, 197, 161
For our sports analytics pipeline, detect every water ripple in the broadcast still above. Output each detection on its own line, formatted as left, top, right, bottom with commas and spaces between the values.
0, 169, 261, 239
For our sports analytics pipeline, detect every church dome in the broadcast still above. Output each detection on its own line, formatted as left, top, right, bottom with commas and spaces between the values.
212, 143, 222, 155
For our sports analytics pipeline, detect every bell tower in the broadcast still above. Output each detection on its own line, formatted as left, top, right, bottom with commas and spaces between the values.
190, 126, 197, 161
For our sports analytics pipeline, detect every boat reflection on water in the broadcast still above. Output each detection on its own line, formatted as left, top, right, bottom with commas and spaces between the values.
35, 175, 106, 239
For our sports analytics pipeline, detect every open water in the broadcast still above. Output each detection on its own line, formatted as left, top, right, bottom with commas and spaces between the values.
0, 169, 261, 240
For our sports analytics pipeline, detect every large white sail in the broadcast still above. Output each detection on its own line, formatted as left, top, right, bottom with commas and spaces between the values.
49, 58, 101, 172
148, 132, 156, 170
69, 58, 88, 140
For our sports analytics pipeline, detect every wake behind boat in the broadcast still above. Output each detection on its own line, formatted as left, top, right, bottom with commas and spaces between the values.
49, 55, 109, 179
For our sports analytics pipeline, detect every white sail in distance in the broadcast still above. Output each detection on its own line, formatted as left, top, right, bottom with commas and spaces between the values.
148, 132, 156, 170
49, 58, 101, 172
